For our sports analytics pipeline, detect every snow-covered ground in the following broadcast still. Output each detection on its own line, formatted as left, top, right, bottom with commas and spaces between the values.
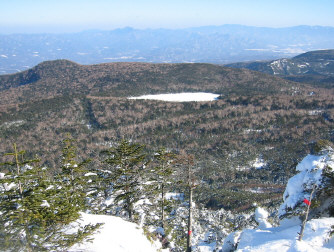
235, 217, 334, 252
128, 92, 220, 102
223, 147, 334, 252
69, 213, 159, 252
251, 157, 267, 169
67, 148, 334, 252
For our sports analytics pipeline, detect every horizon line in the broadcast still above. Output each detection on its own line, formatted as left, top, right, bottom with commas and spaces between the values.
1, 23, 334, 35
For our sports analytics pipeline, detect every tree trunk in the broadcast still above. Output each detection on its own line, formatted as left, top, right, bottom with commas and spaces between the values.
186, 163, 193, 252
13, 143, 23, 195
298, 185, 316, 241
187, 185, 193, 252
161, 183, 165, 229
128, 203, 133, 221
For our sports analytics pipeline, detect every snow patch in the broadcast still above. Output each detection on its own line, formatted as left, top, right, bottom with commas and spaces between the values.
251, 157, 267, 169
0, 120, 25, 128
254, 207, 272, 229
244, 129, 262, 134
222, 231, 242, 252
165, 193, 184, 201
40, 200, 50, 208
85, 172, 97, 176
308, 110, 323, 115
69, 213, 158, 252
235, 217, 334, 252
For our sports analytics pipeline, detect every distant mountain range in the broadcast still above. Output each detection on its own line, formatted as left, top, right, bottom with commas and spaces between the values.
226, 49, 334, 87
1, 25, 334, 74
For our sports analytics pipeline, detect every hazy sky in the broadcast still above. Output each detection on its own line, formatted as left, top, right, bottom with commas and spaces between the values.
1, 0, 334, 33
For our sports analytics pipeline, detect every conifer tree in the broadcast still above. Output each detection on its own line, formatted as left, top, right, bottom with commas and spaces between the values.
176, 152, 196, 252
147, 148, 176, 229
58, 136, 92, 214
0, 143, 41, 251
184, 154, 196, 252
84, 167, 114, 214
103, 139, 146, 221
49, 135, 102, 250
0, 141, 101, 251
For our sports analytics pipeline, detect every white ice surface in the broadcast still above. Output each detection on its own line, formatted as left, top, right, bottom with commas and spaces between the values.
128, 92, 220, 102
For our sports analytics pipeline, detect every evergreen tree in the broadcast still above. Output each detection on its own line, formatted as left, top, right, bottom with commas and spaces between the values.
58, 136, 92, 214
103, 139, 147, 221
176, 152, 197, 252
0, 142, 101, 251
84, 167, 114, 214
151, 151, 197, 252
146, 148, 176, 229
0, 143, 41, 251
49, 136, 102, 250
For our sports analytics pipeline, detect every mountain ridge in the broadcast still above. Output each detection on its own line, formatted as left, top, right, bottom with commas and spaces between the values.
1, 25, 334, 74
0, 60, 304, 105
226, 49, 334, 87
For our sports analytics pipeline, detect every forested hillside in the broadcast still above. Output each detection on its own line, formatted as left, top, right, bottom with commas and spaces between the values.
0, 60, 333, 212
226, 49, 334, 88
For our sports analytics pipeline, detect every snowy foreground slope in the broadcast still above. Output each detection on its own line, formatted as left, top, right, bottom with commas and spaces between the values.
69, 213, 159, 252
68, 148, 334, 252
232, 217, 334, 252
223, 148, 334, 252
70, 213, 334, 252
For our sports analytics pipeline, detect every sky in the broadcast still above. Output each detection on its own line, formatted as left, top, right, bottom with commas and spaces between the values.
1, 0, 334, 34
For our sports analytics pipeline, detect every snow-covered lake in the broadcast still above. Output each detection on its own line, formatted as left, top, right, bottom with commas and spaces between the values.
128, 92, 220, 102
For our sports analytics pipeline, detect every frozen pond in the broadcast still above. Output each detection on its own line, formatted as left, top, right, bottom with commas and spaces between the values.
128, 92, 220, 102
